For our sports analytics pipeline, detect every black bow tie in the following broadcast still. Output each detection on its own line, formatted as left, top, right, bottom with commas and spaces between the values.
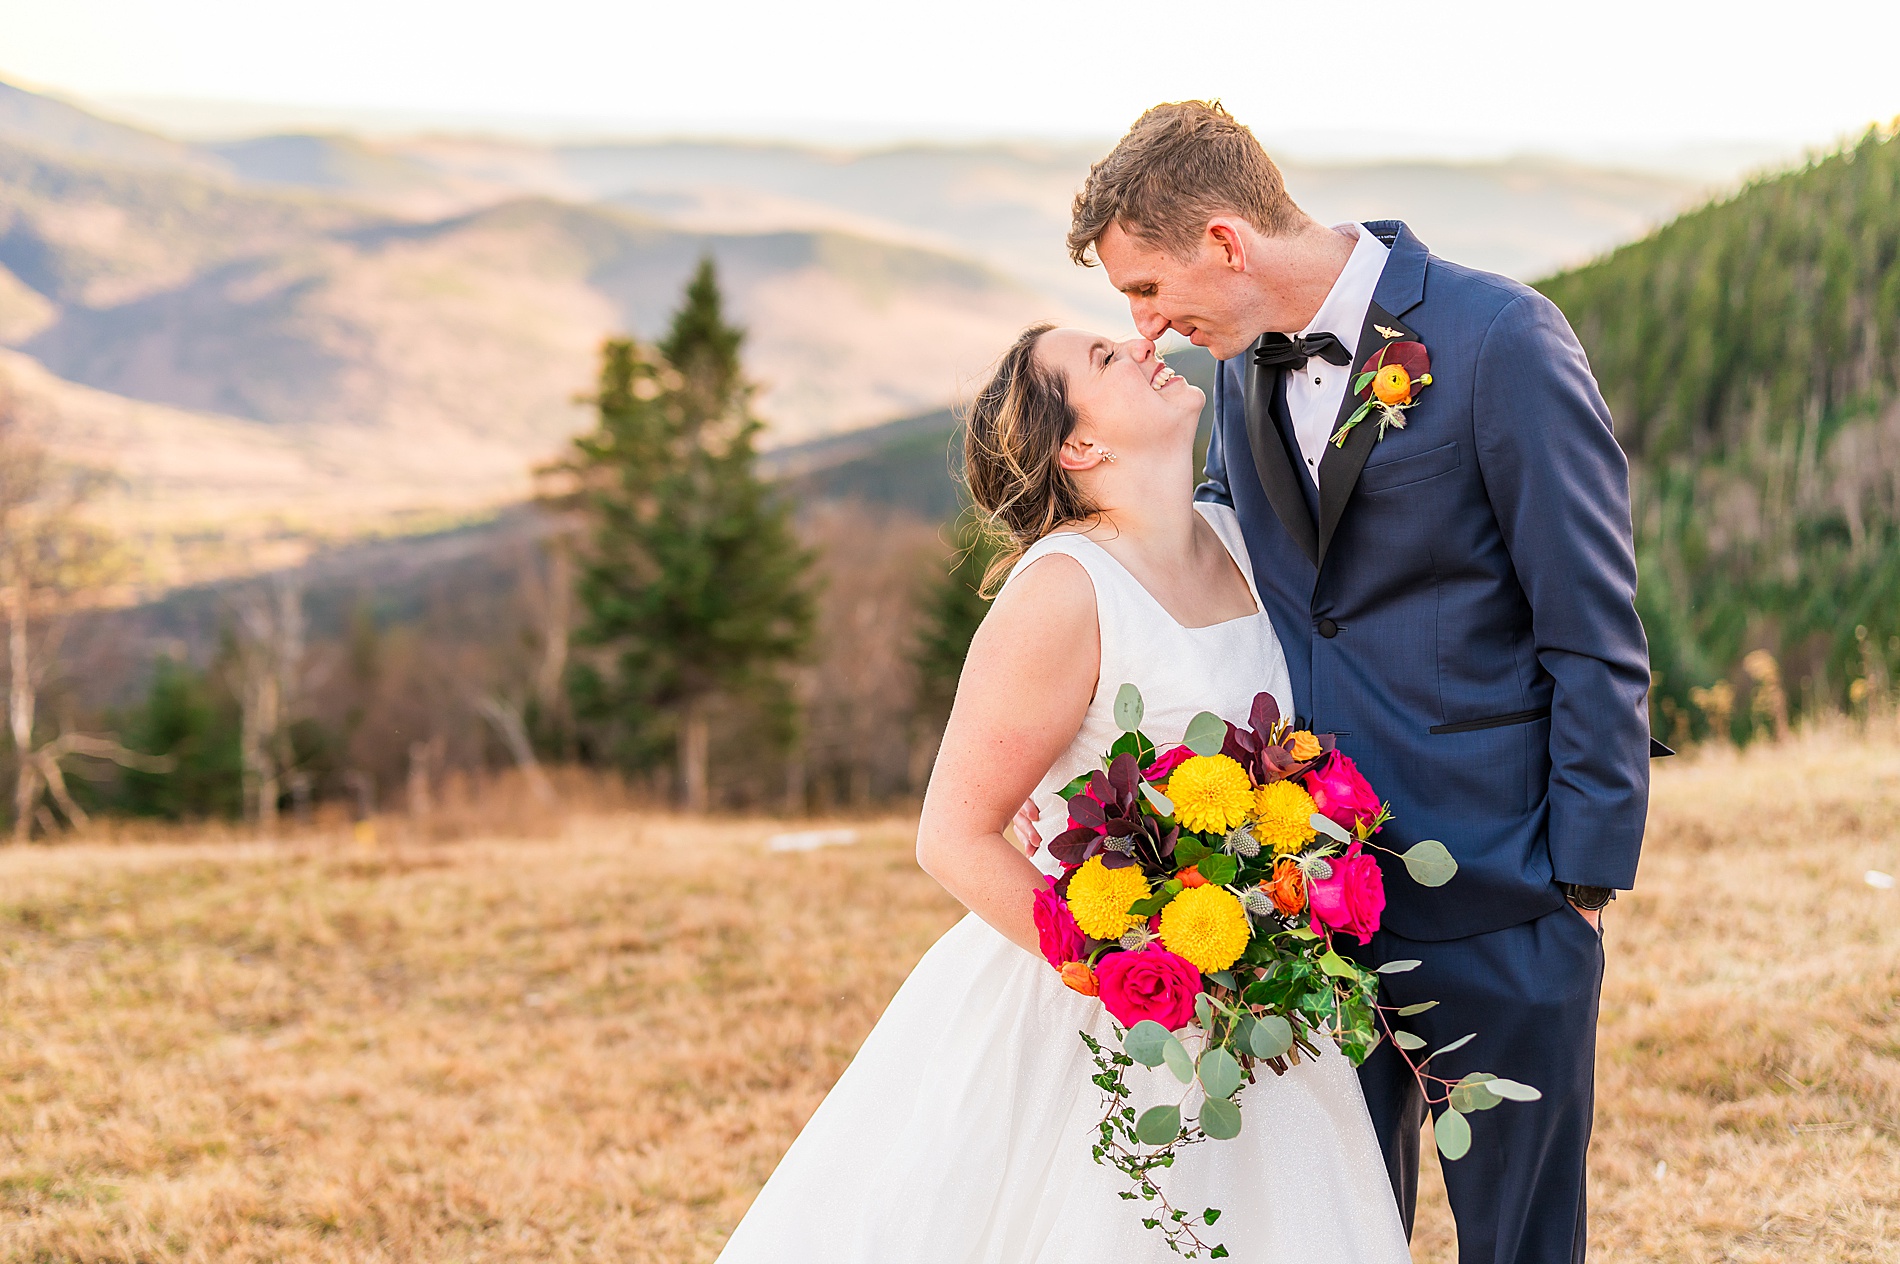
1253, 331, 1353, 372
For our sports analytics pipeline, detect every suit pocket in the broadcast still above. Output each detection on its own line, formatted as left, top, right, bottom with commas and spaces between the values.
1358, 441, 1460, 495
1429, 707, 1551, 735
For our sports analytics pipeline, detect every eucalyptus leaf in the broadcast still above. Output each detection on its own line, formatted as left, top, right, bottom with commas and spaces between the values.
1391, 1030, 1427, 1050
1197, 1047, 1243, 1100
1183, 711, 1228, 757
1449, 1074, 1503, 1112
1123, 1020, 1172, 1068
1434, 1107, 1472, 1160
1136, 1104, 1182, 1145
1139, 781, 1175, 816
1197, 1096, 1243, 1140
1376, 959, 1422, 975
1308, 813, 1352, 843
1249, 1014, 1294, 1059
1318, 950, 1359, 979
1401, 839, 1459, 887
1162, 1035, 1195, 1084
1114, 683, 1145, 732
1208, 971, 1238, 991
1193, 993, 1215, 1031
1429, 1033, 1477, 1060
1396, 1000, 1439, 1016
1485, 1077, 1544, 1102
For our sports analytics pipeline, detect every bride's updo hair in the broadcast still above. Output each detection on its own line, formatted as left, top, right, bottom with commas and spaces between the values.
963, 323, 1099, 595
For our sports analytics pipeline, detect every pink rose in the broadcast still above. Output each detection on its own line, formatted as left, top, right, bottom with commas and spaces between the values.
1032, 876, 1088, 968
1095, 948, 1203, 1030
1143, 745, 1197, 782
1307, 841, 1386, 945
1304, 751, 1384, 834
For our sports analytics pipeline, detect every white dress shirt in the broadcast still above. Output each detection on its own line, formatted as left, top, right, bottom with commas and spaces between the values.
1285, 223, 1390, 489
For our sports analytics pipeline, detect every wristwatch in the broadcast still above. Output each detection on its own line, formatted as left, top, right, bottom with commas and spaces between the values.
1562, 883, 1615, 911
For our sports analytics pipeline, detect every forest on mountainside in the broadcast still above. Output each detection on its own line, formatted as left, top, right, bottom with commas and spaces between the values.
1539, 124, 1900, 744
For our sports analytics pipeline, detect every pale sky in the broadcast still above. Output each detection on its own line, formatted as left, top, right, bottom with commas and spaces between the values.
3, 0, 1897, 159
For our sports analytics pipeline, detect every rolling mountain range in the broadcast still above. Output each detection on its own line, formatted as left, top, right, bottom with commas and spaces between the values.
0, 78, 1715, 591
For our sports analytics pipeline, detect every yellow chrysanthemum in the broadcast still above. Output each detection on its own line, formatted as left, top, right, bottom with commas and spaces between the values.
1167, 754, 1254, 834
1065, 856, 1151, 940
1158, 884, 1251, 973
1252, 779, 1319, 855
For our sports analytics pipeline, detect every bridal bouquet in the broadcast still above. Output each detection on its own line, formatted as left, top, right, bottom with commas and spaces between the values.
1034, 685, 1539, 1258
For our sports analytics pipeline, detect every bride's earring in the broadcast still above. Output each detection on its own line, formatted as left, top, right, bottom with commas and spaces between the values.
1092, 443, 1117, 464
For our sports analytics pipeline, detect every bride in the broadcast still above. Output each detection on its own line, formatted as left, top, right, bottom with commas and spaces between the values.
715, 325, 1410, 1262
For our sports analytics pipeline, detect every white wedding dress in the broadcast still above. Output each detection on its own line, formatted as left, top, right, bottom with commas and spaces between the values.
716, 502, 1411, 1263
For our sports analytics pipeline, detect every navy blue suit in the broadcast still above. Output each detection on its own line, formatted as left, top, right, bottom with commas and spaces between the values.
1199, 223, 1651, 1261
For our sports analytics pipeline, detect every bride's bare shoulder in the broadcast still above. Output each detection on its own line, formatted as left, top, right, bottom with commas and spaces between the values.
969, 551, 1097, 665
955, 550, 1099, 719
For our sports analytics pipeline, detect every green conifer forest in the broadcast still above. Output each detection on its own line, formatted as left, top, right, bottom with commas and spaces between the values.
1538, 125, 1900, 741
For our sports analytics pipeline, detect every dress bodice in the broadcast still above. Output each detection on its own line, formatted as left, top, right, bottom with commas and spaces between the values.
999, 502, 1294, 877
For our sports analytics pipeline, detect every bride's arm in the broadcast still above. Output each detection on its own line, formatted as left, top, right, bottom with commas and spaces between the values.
915, 554, 1099, 958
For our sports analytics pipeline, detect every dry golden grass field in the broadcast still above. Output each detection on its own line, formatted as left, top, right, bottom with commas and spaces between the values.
2, 732, 1897, 1262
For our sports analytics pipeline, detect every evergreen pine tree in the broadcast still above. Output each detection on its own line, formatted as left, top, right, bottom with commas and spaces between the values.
566, 259, 814, 809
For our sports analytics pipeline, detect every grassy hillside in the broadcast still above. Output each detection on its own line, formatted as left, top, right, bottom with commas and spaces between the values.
2, 732, 1895, 1260
1539, 126, 1900, 739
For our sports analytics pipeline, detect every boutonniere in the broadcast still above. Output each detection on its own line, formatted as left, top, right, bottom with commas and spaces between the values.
1331, 341, 1432, 448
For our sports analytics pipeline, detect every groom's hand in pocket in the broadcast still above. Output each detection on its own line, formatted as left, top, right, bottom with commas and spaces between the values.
1011, 799, 1042, 853
1569, 902, 1602, 932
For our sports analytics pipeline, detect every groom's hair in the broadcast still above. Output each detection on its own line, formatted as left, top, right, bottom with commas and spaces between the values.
1067, 100, 1300, 266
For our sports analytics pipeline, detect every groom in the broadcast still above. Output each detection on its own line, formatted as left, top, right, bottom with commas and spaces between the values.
1066, 102, 1653, 1262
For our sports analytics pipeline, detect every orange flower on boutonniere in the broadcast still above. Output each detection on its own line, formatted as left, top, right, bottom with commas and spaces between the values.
1332, 340, 1432, 447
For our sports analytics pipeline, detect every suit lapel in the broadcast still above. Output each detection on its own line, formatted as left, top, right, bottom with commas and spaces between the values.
1243, 342, 1319, 566
1315, 299, 1418, 565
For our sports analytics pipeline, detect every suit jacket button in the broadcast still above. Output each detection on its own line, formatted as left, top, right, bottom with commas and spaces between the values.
1317, 618, 1339, 638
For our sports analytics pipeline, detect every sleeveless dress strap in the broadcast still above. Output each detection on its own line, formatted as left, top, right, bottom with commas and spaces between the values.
998, 534, 1147, 708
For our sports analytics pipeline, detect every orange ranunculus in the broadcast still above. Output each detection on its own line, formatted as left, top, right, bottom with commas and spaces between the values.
1263, 860, 1307, 916
1372, 364, 1413, 405
1177, 864, 1208, 888
1287, 730, 1324, 762
1060, 960, 1099, 996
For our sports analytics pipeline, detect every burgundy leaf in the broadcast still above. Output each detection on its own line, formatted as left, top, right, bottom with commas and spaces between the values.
1067, 795, 1106, 830
1048, 828, 1105, 866
1250, 691, 1282, 735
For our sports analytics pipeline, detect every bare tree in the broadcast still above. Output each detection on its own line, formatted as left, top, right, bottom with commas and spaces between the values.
474, 693, 555, 804
0, 391, 159, 839
228, 576, 306, 830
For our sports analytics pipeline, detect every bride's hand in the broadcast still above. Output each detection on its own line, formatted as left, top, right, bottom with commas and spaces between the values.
1012, 799, 1042, 853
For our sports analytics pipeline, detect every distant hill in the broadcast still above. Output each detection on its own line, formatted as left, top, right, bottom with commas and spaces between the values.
1539, 125, 1900, 735
236, 134, 1712, 321
770, 344, 1221, 522
0, 77, 1723, 599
